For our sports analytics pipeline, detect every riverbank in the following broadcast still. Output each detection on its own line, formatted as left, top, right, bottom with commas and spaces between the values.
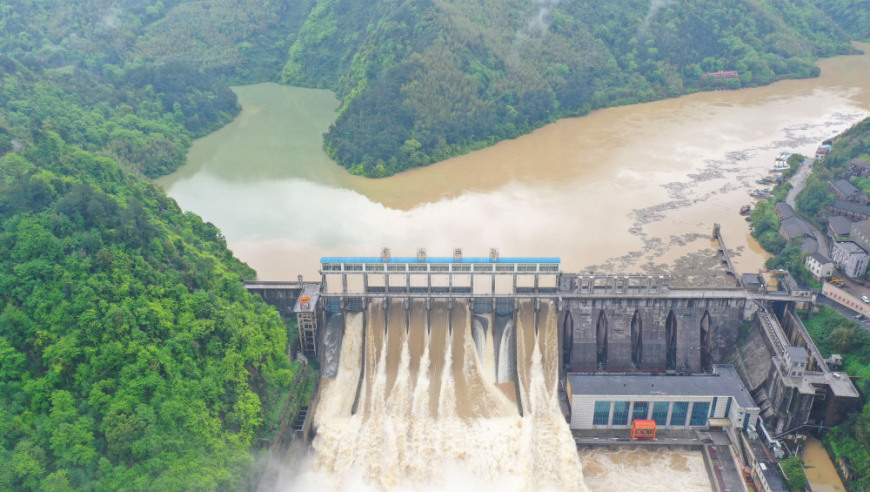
156, 45, 870, 281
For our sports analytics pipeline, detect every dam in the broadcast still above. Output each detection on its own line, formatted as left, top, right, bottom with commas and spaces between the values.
247, 249, 859, 490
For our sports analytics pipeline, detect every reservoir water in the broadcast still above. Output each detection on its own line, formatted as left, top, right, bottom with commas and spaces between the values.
156, 44, 870, 281
155, 44, 870, 490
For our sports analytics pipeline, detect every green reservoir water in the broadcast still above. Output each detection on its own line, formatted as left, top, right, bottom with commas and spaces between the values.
157, 46, 870, 282
157, 84, 341, 185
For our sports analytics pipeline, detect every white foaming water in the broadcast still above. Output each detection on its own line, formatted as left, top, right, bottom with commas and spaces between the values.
497, 320, 514, 383
288, 299, 586, 491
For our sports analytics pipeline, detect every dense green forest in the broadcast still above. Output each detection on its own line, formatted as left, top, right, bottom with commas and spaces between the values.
1, 0, 869, 489
283, 0, 855, 176
748, 118, 870, 490
0, 133, 310, 489
1, 0, 864, 178
0, 1, 317, 489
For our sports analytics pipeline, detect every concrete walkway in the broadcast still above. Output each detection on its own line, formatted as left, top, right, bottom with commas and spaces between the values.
784, 157, 831, 256
572, 428, 729, 447
704, 444, 748, 492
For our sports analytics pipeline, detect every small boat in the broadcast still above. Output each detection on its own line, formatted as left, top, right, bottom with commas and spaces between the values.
739, 205, 751, 215
756, 177, 774, 185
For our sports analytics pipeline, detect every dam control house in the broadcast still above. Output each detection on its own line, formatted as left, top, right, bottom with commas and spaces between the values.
245, 249, 858, 441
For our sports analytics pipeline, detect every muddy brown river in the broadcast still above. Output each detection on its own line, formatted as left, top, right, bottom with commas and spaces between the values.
157, 44, 870, 281
155, 43, 870, 491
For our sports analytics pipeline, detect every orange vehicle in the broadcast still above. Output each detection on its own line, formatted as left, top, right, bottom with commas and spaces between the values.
631, 419, 657, 440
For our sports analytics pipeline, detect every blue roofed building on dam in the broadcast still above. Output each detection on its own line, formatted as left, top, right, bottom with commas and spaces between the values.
245, 247, 860, 451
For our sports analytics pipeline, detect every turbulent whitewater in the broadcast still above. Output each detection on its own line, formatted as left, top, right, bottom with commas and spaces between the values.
291, 298, 586, 491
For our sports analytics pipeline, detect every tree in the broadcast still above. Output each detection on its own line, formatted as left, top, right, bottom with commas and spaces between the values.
830, 326, 860, 352
780, 456, 808, 491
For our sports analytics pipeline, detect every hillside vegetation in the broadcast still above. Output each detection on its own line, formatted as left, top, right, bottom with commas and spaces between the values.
748, 118, 870, 491
0, 134, 304, 490
283, 0, 853, 176
0, 2, 315, 489
0, 0, 867, 488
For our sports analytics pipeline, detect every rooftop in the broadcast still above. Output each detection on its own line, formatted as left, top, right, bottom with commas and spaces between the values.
293, 284, 321, 313
829, 215, 854, 236
831, 199, 870, 217
567, 365, 757, 409
742, 273, 764, 289
851, 158, 870, 169
775, 202, 795, 220
785, 345, 808, 364
851, 218, 870, 239
833, 241, 868, 255
780, 217, 813, 239
830, 179, 864, 197
807, 252, 831, 265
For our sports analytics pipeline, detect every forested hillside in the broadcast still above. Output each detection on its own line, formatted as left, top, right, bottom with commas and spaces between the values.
0, 0, 862, 178
283, 0, 854, 177
0, 0, 312, 178
0, 134, 304, 490
0, 0, 867, 489
0, 2, 314, 489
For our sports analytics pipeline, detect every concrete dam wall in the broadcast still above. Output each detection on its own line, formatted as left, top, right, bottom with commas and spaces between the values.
562, 297, 745, 372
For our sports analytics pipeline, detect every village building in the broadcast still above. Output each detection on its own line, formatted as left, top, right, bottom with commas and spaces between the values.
827, 215, 854, 239
816, 147, 830, 159
849, 158, 870, 178
829, 199, 870, 221
779, 217, 814, 241
805, 253, 835, 281
831, 241, 870, 278
774, 202, 795, 220
827, 179, 869, 204
801, 237, 818, 254
850, 219, 870, 252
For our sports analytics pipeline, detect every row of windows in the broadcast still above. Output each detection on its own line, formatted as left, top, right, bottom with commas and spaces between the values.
322, 263, 556, 272
592, 400, 724, 427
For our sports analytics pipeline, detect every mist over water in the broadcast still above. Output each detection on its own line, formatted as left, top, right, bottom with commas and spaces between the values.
156, 45, 870, 281
287, 299, 585, 491
155, 45, 870, 491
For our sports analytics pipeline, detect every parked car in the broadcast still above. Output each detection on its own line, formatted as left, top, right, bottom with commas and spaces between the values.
862, 295, 869, 304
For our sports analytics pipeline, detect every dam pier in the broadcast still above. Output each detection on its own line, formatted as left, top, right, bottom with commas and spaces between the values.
247, 248, 858, 490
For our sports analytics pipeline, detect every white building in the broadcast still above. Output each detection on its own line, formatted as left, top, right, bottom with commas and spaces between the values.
568, 365, 759, 437
831, 241, 870, 278
805, 253, 834, 281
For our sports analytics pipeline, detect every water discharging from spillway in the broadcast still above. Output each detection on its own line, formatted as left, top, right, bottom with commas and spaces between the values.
306, 298, 585, 491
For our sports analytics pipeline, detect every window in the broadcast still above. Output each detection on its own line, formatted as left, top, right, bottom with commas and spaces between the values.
387, 264, 406, 272
473, 264, 492, 272
431, 264, 449, 272
690, 402, 711, 426
365, 263, 383, 271
323, 263, 342, 271
724, 397, 732, 419
408, 264, 427, 272
670, 402, 689, 426
612, 402, 630, 425
593, 401, 611, 425
632, 402, 649, 421
710, 397, 718, 418
652, 402, 669, 426
495, 264, 515, 272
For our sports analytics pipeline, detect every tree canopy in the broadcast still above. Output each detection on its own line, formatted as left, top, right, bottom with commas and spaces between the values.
0, 134, 301, 490
283, 0, 855, 176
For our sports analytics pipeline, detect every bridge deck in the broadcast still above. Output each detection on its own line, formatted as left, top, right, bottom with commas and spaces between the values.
316, 289, 813, 303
